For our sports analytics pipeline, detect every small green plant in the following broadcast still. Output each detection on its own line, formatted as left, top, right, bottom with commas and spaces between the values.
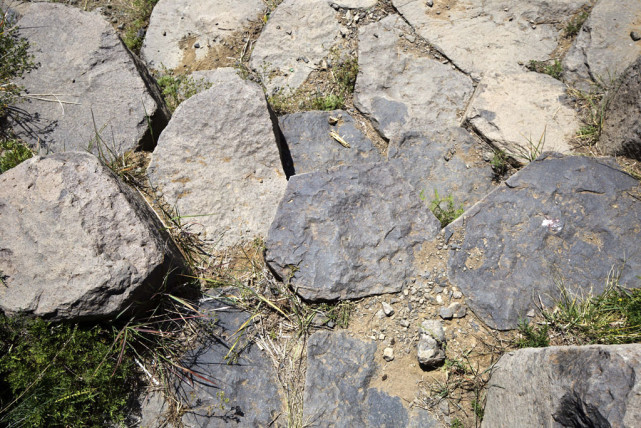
569, 85, 612, 146
310, 93, 344, 111
490, 149, 509, 178
421, 189, 464, 227
121, 0, 159, 53
451, 419, 464, 428
516, 319, 550, 348
545, 274, 641, 345
527, 59, 563, 80
155, 69, 212, 112
0, 139, 33, 173
564, 11, 589, 38
0, 8, 37, 119
332, 54, 359, 95
514, 125, 546, 162
0, 316, 135, 427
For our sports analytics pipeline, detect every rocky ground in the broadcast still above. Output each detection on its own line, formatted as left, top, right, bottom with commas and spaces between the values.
2, 0, 641, 427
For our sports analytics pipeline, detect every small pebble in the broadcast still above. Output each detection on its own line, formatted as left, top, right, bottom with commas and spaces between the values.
631, 31, 641, 42
383, 347, 395, 362
382, 302, 394, 316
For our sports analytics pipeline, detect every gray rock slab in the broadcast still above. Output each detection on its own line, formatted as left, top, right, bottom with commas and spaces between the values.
446, 153, 641, 330
600, 56, 641, 160
278, 110, 381, 174
141, 0, 264, 70
393, 0, 588, 79
0, 152, 185, 320
482, 345, 641, 427
387, 128, 496, 210
329, 0, 377, 8
140, 296, 284, 427
9, 2, 169, 157
354, 15, 473, 142
147, 68, 287, 248
250, 0, 342, 95
265, 162, 441, 301
563, 0, 641, 90
465, 71, 579, 163
303, 331, 438, 427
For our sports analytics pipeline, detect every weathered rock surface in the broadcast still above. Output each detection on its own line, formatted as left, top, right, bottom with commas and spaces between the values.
417, 320, 446, 369
483, 344, 641, 427
303, 331, 438, 427
563, 0, 641, 90
141, 0, 264, 71
446, 153, 641, 330
330, 0, 377, 8
354, 15, 473, 142
387, 128, 496, 209
140, 295, 283, 427
147, 68, 287, 248
465, 71, 579, 162
278, 110, 381, 174
0, 152, 185, 320
10, 2, 169, 156
393, 0, 588, 79
599, 56, 641, 160
265, 162, 441, 301
250, 0, 342, 95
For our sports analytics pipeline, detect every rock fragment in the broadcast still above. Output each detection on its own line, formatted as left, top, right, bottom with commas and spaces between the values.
417, 320, 446, 369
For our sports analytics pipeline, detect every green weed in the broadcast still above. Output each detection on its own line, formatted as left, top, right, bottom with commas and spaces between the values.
0, 7, 38, 119
490, 149, 509, 178
421, 189, 464, 227
545, 274, 641, 345
0, 316, 135, 427
527, 59, 563, 80
121, 0, 158, 53
564, 11, 589, 38
515, 319, 550, 348
0, 139, 33, 173
155, 69, 212, 112
514, 126, 546, 163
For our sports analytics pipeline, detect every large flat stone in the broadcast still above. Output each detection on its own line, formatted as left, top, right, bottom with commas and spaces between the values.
9, 2, 169, 157
278, 110, 381, 175
0, 152, 185, 320
303, 331, 438, 427
465, 71, 579, 163
265, 162, 440, 301
446, 153, 641, 330
354, 15, 473, 142
564, 0, 641, 90
249, 0, 342, 95
388, 128, 496, 209
393, 0, 588, 79
141, 0, 264, 71
140, 295, 284, 427
147, 68, 287, 248
599, 56, 641, 160
483, 345, 641, 427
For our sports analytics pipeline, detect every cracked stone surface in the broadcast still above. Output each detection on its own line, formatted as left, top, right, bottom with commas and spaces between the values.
250, 0, 342, 95
563, 0, 641, 90
393, 0, 589, 80
465, 71, 580, 162
387, 127, 496, 209
303, 331, 439, 427
147, 68, 287, 248
446, 153, 641, 330
9, 2, 169, 156
483, 344, 641, 427
278, 109, 381, 175
354, 14, 473, 142
265, 162, 441, 301
141, 0, 264, 70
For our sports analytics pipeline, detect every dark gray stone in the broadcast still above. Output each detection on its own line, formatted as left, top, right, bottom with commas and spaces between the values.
303, 331, 438, 427
278, 110, 381, 175
265, 162, 441, 301
387, 128, 496, 209
9, 2, 169, 156
446, 153, 641, 330
159, 296, 283, 427
0, 152, 186, 320
482, 345, 641, 427
599, 56, 641, 160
